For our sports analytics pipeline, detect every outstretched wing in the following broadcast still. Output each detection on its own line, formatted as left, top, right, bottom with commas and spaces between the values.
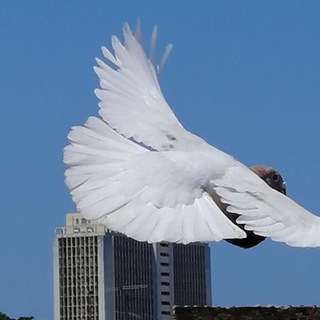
210, 164, 320, 247
94, 23, 206, 152
64, 23, 247, 243
64, 117, 246, 243
64, 22, 320, 247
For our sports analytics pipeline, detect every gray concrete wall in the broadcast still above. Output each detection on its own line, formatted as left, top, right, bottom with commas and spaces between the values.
173, 306, 320, 320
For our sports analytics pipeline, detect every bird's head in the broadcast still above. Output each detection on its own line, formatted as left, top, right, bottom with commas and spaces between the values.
251, 165, 286, 195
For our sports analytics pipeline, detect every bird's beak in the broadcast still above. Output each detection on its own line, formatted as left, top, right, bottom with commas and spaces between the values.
282, 181, 287, 195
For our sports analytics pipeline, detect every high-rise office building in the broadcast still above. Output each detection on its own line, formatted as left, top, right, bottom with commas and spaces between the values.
53, 213, 211, 320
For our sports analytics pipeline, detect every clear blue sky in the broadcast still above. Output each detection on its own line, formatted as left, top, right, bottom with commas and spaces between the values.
1, 1, 320, 319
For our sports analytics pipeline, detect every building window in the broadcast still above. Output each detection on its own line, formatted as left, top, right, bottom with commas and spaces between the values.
161, 291, 170, 296
160, 252, 169, 257
161, 301, 170, 305
161, 272, 169, 276
161, 311, 171, 315
160, 262, 169, 267
161, 281, 170, 286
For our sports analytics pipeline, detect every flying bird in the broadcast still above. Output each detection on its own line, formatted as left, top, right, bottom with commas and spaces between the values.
64, 23, 320, 247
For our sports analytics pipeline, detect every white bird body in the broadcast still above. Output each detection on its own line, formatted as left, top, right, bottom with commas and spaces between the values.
64, 23, 320, 247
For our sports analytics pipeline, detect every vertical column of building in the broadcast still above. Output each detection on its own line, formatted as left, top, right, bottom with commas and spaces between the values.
100, 234, 113, 320
153, 242, 175, 320
53, 235, 66, 320
86, 235, 100, 319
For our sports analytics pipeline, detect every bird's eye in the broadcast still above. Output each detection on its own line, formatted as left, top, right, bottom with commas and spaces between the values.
272, 173, 280, 181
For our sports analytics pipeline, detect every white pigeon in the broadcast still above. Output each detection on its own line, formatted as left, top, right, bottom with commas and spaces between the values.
64, 23, 320, 247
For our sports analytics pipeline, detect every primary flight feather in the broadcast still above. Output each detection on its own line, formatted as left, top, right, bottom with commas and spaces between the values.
64, 23, 320, 247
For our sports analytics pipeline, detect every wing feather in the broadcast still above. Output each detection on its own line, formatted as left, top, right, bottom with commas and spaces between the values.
94, 23, 206, 152
64, 116, 246, 243
212, 164, 320, 247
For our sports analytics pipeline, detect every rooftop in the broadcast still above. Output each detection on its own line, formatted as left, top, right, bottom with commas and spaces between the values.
172, 306, 320, 320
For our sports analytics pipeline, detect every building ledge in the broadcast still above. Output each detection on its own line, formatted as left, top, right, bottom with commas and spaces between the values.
172, 305, 320, 320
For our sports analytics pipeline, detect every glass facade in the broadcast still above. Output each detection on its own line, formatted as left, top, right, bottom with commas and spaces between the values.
113, 236, 154, 320
173, 243, 210, 306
